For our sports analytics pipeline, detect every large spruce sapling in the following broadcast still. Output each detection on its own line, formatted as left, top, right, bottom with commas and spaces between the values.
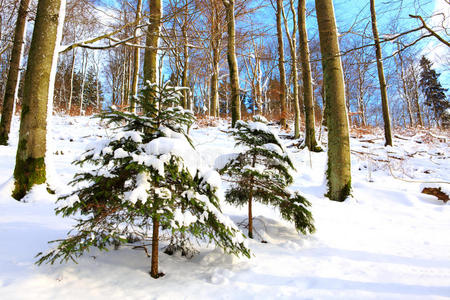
219, 118, 315, 238
37, 82, 249, 278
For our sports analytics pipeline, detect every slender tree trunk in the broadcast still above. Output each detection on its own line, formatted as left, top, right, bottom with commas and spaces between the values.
68, 49, 76, 114
0, 0, 30, 145
150, 217, 160, 278
276, 0, 287, 129
315, 0, 351, 202
223, 0, 241, 127
13, 0, 65, 200
248, 153, 257, 238
248, 189, 253, 238
130, 0, 143, 112
181, 1, 190, 109
358, 96, 366, 126
79, 51, 88, 115
210, 6, 221, 118
370, 0, 392, 146
143, 0, 162, 87
411, 66, 423, 126
210, 46, 220, 117
181, 36, 189, 109
397, 51, 414, 126
96, 69, 100, 111
125, 52, 132, 108
282, 0, 300, 138
298, 0, 321, 150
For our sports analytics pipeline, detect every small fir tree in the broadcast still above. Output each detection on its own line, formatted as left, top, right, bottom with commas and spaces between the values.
419, 56, 449, 127
37, 82, 249, 278
219, 120, 315, 239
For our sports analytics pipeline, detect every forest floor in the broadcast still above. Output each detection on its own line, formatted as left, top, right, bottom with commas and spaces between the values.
0, 116, 449, 300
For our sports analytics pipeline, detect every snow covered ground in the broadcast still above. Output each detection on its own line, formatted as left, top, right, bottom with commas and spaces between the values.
0, 116, 449, 300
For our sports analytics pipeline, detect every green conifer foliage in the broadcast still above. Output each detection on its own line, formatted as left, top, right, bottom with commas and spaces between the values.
419, 56, 449, 128
37, 82, 249, 278
219, 120, 315, 239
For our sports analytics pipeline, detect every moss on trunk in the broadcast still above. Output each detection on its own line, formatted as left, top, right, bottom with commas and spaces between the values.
12, 157, 46, 200
13, 0, 64, 200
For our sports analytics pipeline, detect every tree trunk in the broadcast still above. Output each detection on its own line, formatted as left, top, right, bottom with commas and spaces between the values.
67, 49, 76, 115
276, 0, 287, 129
143, 0, 162, 87
370, 0, 392, 146
210, 8, 220, 118
79, 51, 88, 115
150, 217, 160, 278
210, 46, 220, 117
223, 0, 240, 127
0, 0, 31, 145
13, 0, 65, 200
181, 1, 190, 109
282, 0, 300, 138
130, 0, 143, 112
298, 0, 320, 150
411, 65, 423, 126
315, 0, 351, 202
397, 51, 414, 126
248, 189, 253, 239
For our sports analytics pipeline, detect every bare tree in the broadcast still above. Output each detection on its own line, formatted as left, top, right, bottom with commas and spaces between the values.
315, 0, 351, 201
222, 0, 241, 127
0, 0, 30, 145
370, 0, 392, 146
13, 0, 66, 200
298, 0, 320, 150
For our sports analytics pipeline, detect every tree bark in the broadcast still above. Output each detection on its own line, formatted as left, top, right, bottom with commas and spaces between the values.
298, 0, 321, 151
150, 217, 160, 278
130, 0, 142, 112
209, 7, 221, 118
282, 0, 300, 138
79, 50, 88, 115
210, 46, 220, 117
397, 50, 414, 126
223, 0, 241, 127
181, 1, 190, 109
370, 0, 392, 146
276, 0, 287, 129
13, 0, 65, 200
315, 0, 351, 202
143, 0, 162, 87
67, 48, 76, 115
411, 65, 423, 126
0, 0, 31, 145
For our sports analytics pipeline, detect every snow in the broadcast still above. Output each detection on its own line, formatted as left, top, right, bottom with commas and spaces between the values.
124, 172, 151, 204
1, 116, 450, 299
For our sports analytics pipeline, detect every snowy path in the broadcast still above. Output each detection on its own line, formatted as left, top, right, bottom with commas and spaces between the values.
0, 116, 449, 299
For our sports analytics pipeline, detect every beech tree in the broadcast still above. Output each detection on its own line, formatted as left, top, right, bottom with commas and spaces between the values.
298, 0, 320, 151
12, 0, 66, 200
222, 0, 241, 127
274, 0, 287, 129
143, 0, 162, 86
281, 0, 301, 138
0, 0, 30, 145
315, 0, 351, 202
370, 0, 392, 146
